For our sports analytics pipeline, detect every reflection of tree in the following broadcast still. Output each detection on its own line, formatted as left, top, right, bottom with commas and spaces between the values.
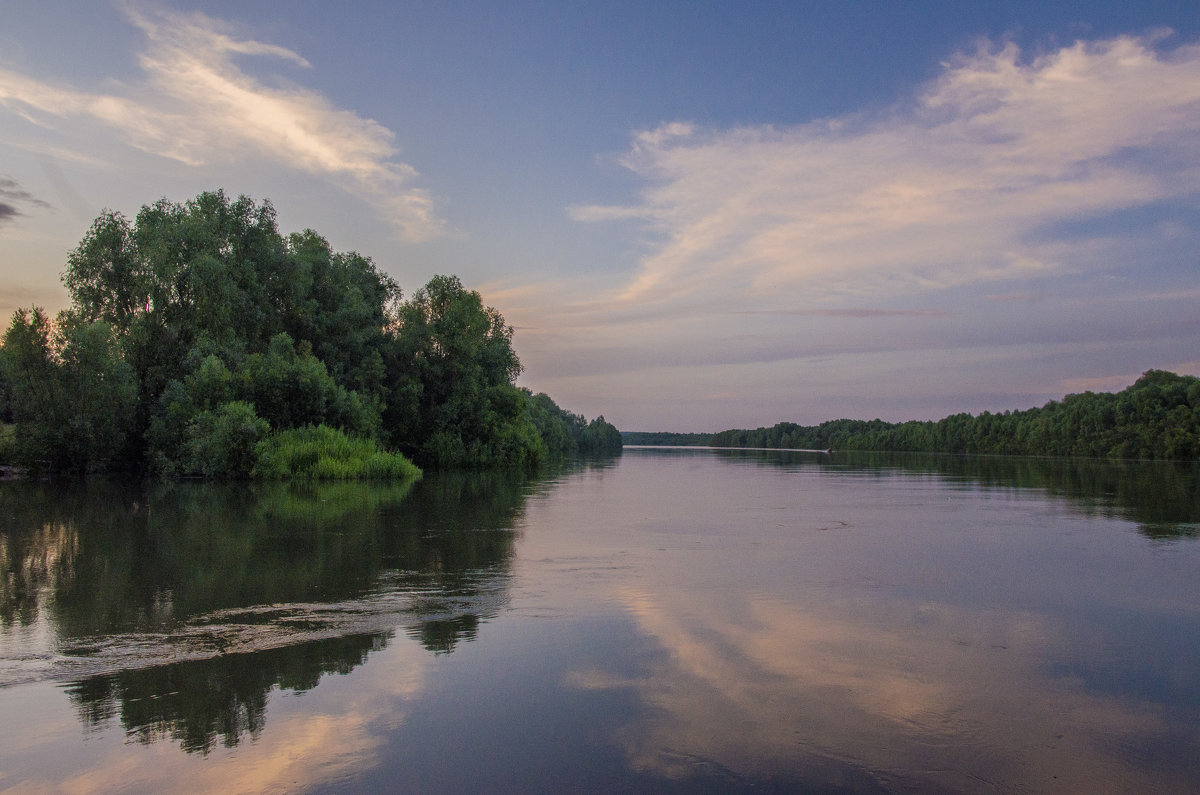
0, 522, 72, 628
31, 479, 424, 639
0, 462, 600, 753
0, 479, 119, 630
710, 448, 1200, 539
66, 633, 386, 755
411, 615, 479, 655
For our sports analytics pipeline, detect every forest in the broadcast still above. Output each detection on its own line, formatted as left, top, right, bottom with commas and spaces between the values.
0, 191, 620, 477
701, 370, 1200, 461
621, 431, 713, 447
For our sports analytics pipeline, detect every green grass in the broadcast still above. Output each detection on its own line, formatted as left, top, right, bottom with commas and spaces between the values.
252, 425, 421, 481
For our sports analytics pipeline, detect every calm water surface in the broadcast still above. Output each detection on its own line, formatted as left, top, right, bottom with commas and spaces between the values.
2, 449, 1199, 793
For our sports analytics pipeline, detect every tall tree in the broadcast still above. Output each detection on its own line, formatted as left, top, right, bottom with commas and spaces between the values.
0, 308, 136, 471
385, 275, 543, 467
4, 190, 619, 475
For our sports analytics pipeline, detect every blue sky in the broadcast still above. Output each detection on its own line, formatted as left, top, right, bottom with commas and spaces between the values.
2, 1, 1198, 431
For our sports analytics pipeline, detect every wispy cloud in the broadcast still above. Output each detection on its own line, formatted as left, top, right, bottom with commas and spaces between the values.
573, 34, 1200, 307
520, 33, 1200, 426
734, 307, 955, 318
0, 175, 51, 226
0, 5, 441, 241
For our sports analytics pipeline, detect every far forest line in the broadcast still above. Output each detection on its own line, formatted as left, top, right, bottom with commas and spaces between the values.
624, 369, 1200, 461
0, 190, 621, 478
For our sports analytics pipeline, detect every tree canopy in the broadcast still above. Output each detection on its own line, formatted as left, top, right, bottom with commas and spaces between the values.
0, 190, 620, 476
701, 370, 1200, 461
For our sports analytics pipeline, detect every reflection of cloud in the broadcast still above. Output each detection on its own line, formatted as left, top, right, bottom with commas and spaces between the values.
587, 587, 1190, 791
11, 642, 427, 794
55, 713, 379, 795
192, 713, 380, 794
572, 34, 1200, 308
0, 7, 440, 240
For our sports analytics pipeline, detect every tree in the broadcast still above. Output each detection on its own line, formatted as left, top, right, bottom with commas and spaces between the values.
384, 275, 541, 467
285, 232, 399, 397
235, 333, 379, 438
59, 191, 402, 471
180, 400, 269, 478
0, 308, 136, 471
704, 370, 1200, 461
5, 190, 619, 476
579, 415, 623, 453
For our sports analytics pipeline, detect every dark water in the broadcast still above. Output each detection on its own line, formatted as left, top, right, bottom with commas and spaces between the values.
2, 449, 1199, 793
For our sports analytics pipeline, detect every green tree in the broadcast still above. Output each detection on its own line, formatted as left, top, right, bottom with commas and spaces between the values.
235, 333, 379, 439
180, 400, 270, 478
5, 190, 617, 476
384, 275, 540, 467
284, 231, 398, 397
60, 191, 401, 472
0, 308, 136, 471
703, 370, 1200, 462
579, 415, 623, 453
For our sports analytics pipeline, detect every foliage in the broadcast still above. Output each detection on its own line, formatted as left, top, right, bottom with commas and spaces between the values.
384, 274, 545, 468
58, 191, 400, 471
0, 355, 10, 425
234, 333, 380, 438
252, 425, 421, 480
178, 401, 270, 478
621, 431, 714, 447
525, 390, 623, 455
579, 416, 623, 453
0, 308, 137, 471
0, 424, 13, 462
1, 189, 618, 476
707, 370, 1200, 461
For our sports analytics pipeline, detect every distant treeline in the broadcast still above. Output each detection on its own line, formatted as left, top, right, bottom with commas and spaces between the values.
621, 431, 714, 446
632, 370, 1200, 461
0, 190, 620, 477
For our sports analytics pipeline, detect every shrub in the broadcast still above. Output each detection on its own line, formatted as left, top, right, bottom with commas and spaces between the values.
181, 401, 270, 478
252, 425, 420, 480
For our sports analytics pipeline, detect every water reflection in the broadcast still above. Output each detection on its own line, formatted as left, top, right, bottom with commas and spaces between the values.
3, 450, 1198, 792
65, 633, 387, 754
602, 588, 1200, 792
554, 450, 1200, 791
705, 447, 1200, 538
0, 469, 541, 753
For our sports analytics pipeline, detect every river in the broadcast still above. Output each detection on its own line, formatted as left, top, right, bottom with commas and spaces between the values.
2, 448, 1199, 792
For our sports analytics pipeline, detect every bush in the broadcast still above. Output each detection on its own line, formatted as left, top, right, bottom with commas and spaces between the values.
252, 425, 421, 480
180, 401, 270, 478
237, 333, 381, 438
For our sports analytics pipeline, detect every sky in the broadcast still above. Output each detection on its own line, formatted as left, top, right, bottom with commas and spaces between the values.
1, 1, 1198, 432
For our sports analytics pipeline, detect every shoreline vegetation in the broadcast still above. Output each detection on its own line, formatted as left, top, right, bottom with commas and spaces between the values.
0, 190, 620, 479
624, 369, 1200, 462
